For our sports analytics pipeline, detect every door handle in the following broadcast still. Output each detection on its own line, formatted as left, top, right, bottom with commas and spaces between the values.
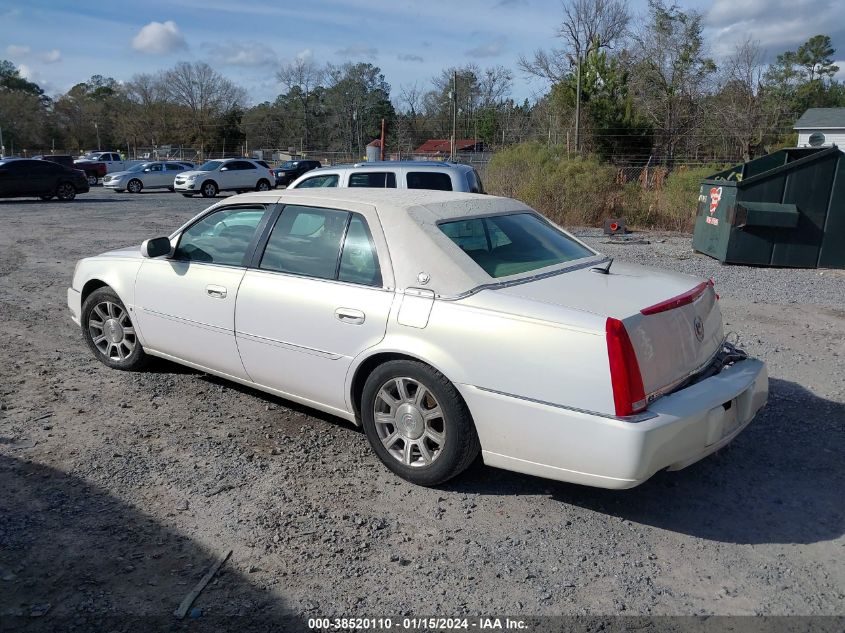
206, 284, 227, 299
335, 308, 365, 325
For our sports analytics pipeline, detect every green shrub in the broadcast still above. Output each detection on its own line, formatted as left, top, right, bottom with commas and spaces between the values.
485, 141, 727, 233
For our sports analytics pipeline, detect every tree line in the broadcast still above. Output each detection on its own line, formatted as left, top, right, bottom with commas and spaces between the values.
1, 0, 843, 165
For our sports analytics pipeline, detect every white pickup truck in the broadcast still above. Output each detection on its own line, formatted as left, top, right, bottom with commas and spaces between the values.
73, 152, 129, 185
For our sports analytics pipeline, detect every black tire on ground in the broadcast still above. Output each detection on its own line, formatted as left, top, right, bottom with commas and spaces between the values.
181, 193, 194, 197
127, 178, 143, 193
360, 359, 480, 486
81, 287, 149, 371
255, 179, 271, 191
86, 174, 98, 186
39, 195, 54, 201
200, 180, 218, 198
168, 187, 175, 191
56, 182, 77, 201
114, 189, 125, 193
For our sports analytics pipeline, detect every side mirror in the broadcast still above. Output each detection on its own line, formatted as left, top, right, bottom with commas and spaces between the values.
220, 166, 229, 171
141, 236, 172, 258
143, 168, 151, 172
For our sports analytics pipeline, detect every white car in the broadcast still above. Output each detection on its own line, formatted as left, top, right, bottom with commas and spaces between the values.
103, 161, 191, 193
67, 190, 768, 488
174, 158, 274, 198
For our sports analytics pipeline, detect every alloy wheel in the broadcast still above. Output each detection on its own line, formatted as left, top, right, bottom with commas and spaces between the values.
373, 377, 446, 467
88, 301, 137, 361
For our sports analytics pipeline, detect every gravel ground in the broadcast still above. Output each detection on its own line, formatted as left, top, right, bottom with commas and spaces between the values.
0, 192, 843, 629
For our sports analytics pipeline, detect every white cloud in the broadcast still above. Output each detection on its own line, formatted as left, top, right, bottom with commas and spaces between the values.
202, 41, 277, 67
398, 53, 424, 63
39, 49, 61, 64
704, 0, 845, 60
131, 21, 188, 55
17, 63, 33, 79
465, 36, 507, 58
5, 44, 30, 58
296, 48, 313, 62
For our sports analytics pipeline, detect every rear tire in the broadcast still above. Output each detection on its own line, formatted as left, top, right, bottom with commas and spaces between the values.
200, 180, 218, 198
56, 182, 77, 201
255, 179, 271, 191
86, 174, 98, 186
361, 360, 480, 486
127, 178, 143, 193
81, 287, 149, 371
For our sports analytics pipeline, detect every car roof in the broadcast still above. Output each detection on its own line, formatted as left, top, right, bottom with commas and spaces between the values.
310, 161, 472, 173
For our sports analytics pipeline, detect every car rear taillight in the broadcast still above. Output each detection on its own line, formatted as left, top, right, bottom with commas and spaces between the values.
606, 317, 647, 416
640, 281, 709, 315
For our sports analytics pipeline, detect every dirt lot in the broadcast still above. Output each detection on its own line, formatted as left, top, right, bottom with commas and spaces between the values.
0, 192, 843, 629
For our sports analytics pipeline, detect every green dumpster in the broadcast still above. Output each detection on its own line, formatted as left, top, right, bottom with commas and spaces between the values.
692, 146, 845, 269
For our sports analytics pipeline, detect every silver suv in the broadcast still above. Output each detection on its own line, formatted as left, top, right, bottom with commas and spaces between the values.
286, 161, 484, 193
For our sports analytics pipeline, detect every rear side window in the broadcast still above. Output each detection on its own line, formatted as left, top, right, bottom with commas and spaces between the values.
295, 174, 339, 188
338, 216, 382, 286
348, 172, 396, 188
175, 205, 268, 266
165, 164, 184, 171
407, 171, 452, 191
466, 169, 484, 193
260, 205, 349, 280
439, 213, 593, 278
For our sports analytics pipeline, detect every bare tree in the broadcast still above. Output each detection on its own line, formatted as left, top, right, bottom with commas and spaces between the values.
712, 38, 778, 161
164, 61, 247, 156
276, 55, 324, 149
519, 0, 631, 83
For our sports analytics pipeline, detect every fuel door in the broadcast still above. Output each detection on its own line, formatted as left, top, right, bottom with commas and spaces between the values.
397, 288, 435, 328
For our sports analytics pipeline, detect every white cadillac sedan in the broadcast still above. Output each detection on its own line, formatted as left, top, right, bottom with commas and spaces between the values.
67, 190, 768, 488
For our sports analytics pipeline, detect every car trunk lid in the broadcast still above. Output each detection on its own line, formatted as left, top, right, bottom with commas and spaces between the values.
493, 260, 724, 408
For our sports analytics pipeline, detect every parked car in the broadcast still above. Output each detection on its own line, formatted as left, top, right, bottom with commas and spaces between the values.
0, 158, 89, 200
103, 161, 192, 193
73, 152, 128, 185
287, 161, 484, 193
34, 154, 75, 169
174, 158, 275, 198
272, 159, 322, 187
68, 189, 768, 488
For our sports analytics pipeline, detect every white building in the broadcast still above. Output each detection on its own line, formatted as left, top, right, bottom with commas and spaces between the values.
794, 108, 845, 148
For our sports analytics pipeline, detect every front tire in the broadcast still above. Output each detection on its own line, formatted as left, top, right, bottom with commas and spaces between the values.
127, 178, 143, 193
86, 174, 98, 186
81, 287, 149, 371
200, 180, 218, 198
56, 182, 77, 201
361, 360, 480, 486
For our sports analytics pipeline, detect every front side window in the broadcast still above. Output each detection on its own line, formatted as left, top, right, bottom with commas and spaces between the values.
439, 213, 593, 278
349, 172, 396, 188
148, 163, 163, 172
407, 171, 453, 191
294, 174, 339, 188
174, 205, 268, 266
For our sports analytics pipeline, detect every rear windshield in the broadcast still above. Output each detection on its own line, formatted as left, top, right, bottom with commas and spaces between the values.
439, 213, 593, 278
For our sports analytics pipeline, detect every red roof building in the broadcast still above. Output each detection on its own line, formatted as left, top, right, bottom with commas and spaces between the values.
413, 139, 486, 154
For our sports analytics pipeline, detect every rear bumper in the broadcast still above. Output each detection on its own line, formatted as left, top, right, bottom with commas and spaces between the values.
459, 358, 768, 489
67, 287, 81, 325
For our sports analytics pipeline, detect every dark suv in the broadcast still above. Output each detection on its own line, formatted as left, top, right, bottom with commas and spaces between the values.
272, 159, 322, 187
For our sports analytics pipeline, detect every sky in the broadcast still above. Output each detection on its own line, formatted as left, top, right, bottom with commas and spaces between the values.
1, 0, 844, 104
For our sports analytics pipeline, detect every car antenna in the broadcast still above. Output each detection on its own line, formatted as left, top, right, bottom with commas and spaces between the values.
591, 258, 614, 275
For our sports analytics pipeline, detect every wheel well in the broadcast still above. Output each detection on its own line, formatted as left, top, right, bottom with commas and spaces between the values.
350, 352, 434, 420
81, 279, 108, 303
202, 179, 217, 188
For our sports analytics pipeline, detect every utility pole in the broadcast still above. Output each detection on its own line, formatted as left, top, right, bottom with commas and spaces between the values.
450, 70, 457, 161
574, 54, 581, 153
94, 122, 101, 151
0, 125, 4, 157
